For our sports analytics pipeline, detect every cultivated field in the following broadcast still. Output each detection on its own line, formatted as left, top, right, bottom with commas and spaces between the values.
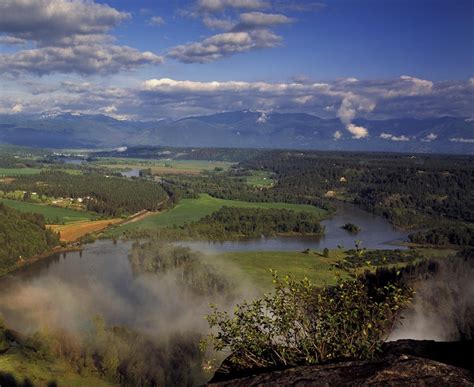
0, 168, 42, 177
95, 158, 234, 175
106, 193, 326, 236
0, 198, 97, 223
49, 219, 122, 242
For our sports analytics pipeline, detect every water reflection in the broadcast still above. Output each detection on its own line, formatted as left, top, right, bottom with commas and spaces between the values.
176, 202, 409, 253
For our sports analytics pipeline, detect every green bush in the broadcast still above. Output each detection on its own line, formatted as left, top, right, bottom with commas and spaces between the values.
204, 272, 412, 369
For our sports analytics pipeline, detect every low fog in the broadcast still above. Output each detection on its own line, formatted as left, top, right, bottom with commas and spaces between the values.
390, 256, 474, 341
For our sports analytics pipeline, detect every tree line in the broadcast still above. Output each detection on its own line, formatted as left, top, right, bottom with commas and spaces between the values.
0, 171, 169, 216
0, 204, 59, 272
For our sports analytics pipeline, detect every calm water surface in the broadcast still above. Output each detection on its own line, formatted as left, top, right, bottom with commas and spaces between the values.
0, 203, 409, 330
176, 202, 409, 253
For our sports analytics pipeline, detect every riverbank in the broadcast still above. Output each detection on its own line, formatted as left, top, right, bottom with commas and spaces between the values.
0, 245, 82, 278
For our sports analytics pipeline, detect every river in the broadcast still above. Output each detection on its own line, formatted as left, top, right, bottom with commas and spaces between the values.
176, 202, 409, 253
0, 203, 409, 329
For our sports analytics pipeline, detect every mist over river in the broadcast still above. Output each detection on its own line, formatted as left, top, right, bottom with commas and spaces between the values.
0, 203, 409, 331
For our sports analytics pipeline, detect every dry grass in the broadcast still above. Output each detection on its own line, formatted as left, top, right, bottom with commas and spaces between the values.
49, 219, 122, 242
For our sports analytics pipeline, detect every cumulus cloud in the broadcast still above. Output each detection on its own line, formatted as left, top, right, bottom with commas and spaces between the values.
232, 12, 295, 31
336, 93, 374, 139
421, 133, 438, 142
0, 0, 128, 46
0, 0, 163, 76
333, 130, 342, 140
197, 0, 269, 12
380, 133, 410, 142
0, 45, 163, 76
175, 2, 296, 63
0, 35, 27, 45
346, 124, 368, 139
149, 16, 165, 26
202, 16, 234, 29
3, 76, 473, 123
168, 30, 281, 63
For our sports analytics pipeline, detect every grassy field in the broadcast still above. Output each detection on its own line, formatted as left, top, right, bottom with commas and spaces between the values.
96, 158, 234, 175
0, 168, 42, 176
106, 194, 326, 236
210, 249, 346, 290
0, 347, 112, 387
245, 170, 275, 187
0, 198, 98, 223
50, 219, 122, 241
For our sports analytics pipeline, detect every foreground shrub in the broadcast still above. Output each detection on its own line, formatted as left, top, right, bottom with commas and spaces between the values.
204, 272, 412, 369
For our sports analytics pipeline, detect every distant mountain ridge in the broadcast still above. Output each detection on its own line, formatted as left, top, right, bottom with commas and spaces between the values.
0, 111, 472, 154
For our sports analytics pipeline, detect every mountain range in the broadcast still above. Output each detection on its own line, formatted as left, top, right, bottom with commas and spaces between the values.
0, 111, 472, 154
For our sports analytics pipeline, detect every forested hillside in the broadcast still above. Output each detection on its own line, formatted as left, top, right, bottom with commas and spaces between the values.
239, 152, 474, 227
0, 204, 59, 272
0, 171, 169, 216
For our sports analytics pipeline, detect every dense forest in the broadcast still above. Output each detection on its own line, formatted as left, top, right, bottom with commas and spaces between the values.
186, 207, 325, 239
163, 151, 473, 230
238, 151, 474, 227
0, 171, 169, 216
409, 225, 474, 246
0, 204, 59, 272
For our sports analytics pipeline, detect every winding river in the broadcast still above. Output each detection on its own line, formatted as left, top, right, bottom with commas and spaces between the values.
0, 202, 409, 334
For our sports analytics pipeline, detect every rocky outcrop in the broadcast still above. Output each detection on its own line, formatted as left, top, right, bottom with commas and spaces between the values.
208, 340, 474, 386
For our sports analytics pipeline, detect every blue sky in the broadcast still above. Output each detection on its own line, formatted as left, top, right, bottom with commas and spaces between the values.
0, 0, 472, 127
106, 0, 474, 81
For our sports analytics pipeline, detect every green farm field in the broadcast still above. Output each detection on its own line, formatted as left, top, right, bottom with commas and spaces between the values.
0, 198, 98, 223
95, 158, 234, 175
0, 168, 42, 177
106, 193, 326, 236
210, 249, 346, 290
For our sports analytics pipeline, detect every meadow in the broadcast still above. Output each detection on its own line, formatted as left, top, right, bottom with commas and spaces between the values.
106, 193, 326, 236
0, 198, 98, 224
0, 168, 42, 177
211, 249, 346, 290
95, 158, 234, 175
244, 170, 275, 187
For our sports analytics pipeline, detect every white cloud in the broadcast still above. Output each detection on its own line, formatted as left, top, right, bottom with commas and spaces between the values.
421, 132, 438, 142
197, 0, 269, 12
149, 16, 165, 26
380, 133, 410, 142
233, 12, 295, 30
11, 103, 23, 113
256, 111, 268, 123
294, 95, 313, 104
347, 124, 368, 139
449, 137, 474, 144
0, 36, 27, 45
0, 45, 163, 76
202, 16, 234, 29
336, 93, 374, 139
333, 130, 342, 140
0, 0, 163, 76
168, 30, 281, 63
101, 105, 117, 114
0, 0, 129, 46
4, 76, 473, 122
